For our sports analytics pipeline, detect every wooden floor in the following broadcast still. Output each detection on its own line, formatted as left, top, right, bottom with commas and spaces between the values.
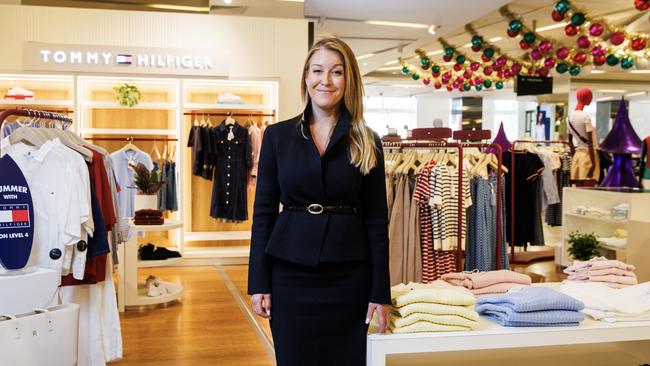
112, 260, 565, 365
114, 266, 274, 366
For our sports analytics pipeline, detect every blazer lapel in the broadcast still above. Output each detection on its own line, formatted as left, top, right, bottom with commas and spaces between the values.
324, 109, 352, 155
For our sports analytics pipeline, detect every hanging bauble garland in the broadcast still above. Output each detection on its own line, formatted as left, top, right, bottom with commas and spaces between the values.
549, 0, 650, 71
635, 0, 650, 11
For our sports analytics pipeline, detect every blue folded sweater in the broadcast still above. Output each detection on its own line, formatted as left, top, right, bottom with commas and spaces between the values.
475, 286, 584, 312
476, 303, 585, 327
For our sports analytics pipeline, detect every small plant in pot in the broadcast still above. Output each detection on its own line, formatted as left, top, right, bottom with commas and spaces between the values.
567, 231, 600, 261
130, 163, 164, 210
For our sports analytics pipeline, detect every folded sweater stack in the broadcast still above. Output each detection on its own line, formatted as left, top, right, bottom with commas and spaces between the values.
390, 281, 479, 334
564, 257, 637, 288
441, 270, 532, 297
134, 209, 164, 225
560, 281, 650, 323
476, 287, 585, 327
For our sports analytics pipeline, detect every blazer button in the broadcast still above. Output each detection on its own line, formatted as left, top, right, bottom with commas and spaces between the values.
77, 240, 88, 251
49, 248, 62, 260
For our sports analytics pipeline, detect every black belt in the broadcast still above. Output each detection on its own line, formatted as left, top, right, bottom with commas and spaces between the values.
283, 204, 357, 215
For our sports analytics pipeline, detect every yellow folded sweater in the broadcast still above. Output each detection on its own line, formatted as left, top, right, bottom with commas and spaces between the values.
392, 286, 476, 307
390, 321, 471, 334
390, 313, 479, 330
392, 302, 479, 321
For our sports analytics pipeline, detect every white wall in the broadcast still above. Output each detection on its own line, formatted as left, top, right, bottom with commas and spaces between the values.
414, 93, 452, 128
628, 100, 650, 140
0, 4, 308, 119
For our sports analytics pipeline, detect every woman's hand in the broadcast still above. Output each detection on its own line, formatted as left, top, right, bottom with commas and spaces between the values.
251, 294, 272, 319
366, 302, 390, 333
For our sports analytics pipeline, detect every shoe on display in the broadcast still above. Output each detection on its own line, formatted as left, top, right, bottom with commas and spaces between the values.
145, 275, 180, 297
4, 87, 35, 100
216, 92, 243, 104
139, 243, 182, 261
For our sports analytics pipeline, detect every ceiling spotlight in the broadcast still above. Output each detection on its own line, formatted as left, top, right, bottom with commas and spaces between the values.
224, 0, 232, 3
428, 25, 436, 35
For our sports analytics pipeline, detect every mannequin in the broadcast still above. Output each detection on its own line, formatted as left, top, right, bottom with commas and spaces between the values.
568, 88, 599, 181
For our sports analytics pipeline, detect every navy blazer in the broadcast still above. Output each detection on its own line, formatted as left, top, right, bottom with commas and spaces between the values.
247, 108, 391, 304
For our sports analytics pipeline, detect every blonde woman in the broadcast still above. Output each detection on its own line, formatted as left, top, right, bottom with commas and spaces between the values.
248, 37, 391, 365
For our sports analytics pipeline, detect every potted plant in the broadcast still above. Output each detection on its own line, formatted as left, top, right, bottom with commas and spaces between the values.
567, 231, 600, 261
114, 83, 141, 107
130, 163, 164, 210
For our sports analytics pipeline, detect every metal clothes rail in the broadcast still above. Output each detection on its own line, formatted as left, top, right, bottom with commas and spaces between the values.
0, 108, 73, 134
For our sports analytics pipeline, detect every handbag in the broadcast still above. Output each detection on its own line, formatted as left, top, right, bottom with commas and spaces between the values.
0, 304, 79, 366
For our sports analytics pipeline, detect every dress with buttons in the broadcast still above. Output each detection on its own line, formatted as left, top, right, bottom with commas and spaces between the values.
209, 121, 251, 222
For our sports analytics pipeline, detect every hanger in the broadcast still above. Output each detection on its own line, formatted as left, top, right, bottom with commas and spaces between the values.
151, 138, 162, 161
162, 141, 168, 162
193, 114, 200, 127
225, 112, 236, 126
119, 137, 141, 152
168, 142, 176, 162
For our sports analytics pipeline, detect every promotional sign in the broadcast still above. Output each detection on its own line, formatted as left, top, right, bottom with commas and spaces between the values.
23, 42, 229, 77
0, 156, 34, 271
515, 75, 554, 96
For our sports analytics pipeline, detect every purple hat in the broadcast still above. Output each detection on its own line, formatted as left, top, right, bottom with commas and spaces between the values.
599, 98, 642, 154
486, 122, 511, 154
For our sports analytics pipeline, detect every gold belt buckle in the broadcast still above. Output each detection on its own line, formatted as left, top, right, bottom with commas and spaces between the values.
307, 203, 324, 215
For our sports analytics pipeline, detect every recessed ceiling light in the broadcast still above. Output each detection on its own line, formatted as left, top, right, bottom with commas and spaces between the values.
625, 91, 646, 97
356, 53, 375, 60
597, 96, 614, 102
591, 69, 605, 74
363, 62, 368, 66
489, 37, 503, 42
391, 84, 425, 88
224, 0, 232, 3
427, 50, 443, 56
630, 70, 650, 73
148, 4, 210, 11
598, 89, 626, 93
377, 66, 403, 71
365, 20, 429, 29
536, 23, 565, 32
428, 25, 437, 35
385, 60, 400, 65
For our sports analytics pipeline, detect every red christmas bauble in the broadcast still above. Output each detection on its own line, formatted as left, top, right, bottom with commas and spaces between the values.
472, 45, 482, 52
511, 63, 523, 74
434, 82, 442, 89
593, 55, 606, 66
469, 79, 475, 86
632, 37, 647, 51
552, 11, 565, 22
463, 70, 472, 79
610, 32, 626, 46
481, 55, 491, 62
453, 64, 463, 72
432, 71, 440, 77
577, 35, 591, 49
507, 29, 519, 38
519, 40, 531, 50
446, 84, 453, 92
528, 67, 535, 75
538, 67, 550, 77
483, 66, 494, 76
573, 52, 587, 64
422, 78, 431, 86
565, 24, 579, 36
470, 62, 480, 71
443, 54, 453, 62
635, 0, 650, 11
556, 47, 570, 59
456, 76, 464, 83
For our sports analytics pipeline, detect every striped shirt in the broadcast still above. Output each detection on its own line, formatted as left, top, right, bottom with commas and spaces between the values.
429, 164, 472, 242
413, 161, 436, 282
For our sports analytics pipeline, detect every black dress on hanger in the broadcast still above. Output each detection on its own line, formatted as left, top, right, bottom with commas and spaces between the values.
209, 120, 251, 222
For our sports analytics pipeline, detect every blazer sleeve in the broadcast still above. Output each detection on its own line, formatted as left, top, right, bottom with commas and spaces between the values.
247, 125, 280, 294
362, 132, 391, 304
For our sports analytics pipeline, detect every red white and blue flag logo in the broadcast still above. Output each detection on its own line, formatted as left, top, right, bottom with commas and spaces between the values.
116, 54, 132, 65
0, 204, 30, 229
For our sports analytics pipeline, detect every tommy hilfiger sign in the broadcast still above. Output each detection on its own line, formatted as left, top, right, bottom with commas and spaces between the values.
23, 42, 229, 76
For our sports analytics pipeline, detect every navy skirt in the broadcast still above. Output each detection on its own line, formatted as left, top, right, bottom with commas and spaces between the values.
270, 257, 371, 366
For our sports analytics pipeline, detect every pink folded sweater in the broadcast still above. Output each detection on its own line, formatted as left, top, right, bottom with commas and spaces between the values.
566, 274, 638, 286
565, 258, 636, 274
441, 270, 532, 289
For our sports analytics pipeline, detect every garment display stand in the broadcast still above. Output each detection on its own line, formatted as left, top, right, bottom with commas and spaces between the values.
509, 140, 572, 264
116, 220, 184, 312
366, 283, 650, 366
382, 128, 504, 271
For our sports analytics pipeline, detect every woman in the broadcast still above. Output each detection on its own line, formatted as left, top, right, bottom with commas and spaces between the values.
247, 37, 391, 366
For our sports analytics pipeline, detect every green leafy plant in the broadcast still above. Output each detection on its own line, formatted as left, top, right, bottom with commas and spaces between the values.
130, 163, 164, 195
113, 83, 141, 107
567, 231, 600, 261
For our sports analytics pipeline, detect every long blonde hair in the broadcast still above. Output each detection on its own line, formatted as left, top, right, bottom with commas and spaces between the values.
300, 37, 378, 175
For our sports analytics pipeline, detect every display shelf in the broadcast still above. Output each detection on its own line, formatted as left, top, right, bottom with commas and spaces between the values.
0, 99, 73, 107
138, 257, 183, 268
131, 282, 183, 307
184, 231, 251, 242
564, 213, 628, 224
80, 101, 178, 110
183, 102, 275, 111
80, 128, 177, 136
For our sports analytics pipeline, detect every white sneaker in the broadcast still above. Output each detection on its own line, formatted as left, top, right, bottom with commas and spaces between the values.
146, 275, 163, 297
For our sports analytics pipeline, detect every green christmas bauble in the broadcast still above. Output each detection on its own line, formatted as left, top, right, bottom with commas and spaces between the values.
475, 85, 483, 92
508, 19, 523, 33
401, 66, 409, 75
556, 62, 569, 74
444, 47, 454, 57
472, 36, 483, 47
523, 32, 536, 44
571, 12, 586, 26
483, 48, 495, 58
606, 54, 620, 66
621, 56, 634, 69
456, 55, 466, 64
431, 65, 441, 74
495, 81, 504, 89
421, 56, 431, 67
463, 83, 471, 91
555, 0, 570, 14
411, 73, 420, 80
483, 79, 493, 88
569, 65, 581, 76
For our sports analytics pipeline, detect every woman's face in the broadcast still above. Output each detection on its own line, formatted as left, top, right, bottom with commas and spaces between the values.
305, 49, 345, 112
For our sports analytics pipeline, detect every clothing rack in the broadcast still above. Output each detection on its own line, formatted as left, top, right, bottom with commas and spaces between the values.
509, 140, 572, 264
83, 136, 178, 142
382, 129, 504, 272
183, 112, 275, 117
0, 108, 73, 133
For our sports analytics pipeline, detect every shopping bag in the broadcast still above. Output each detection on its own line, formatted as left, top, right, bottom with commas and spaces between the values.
0, 303, 79, 366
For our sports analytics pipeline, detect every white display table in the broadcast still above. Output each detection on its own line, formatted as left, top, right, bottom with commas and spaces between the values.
0, 268, 59, 315
367, 282, 650, 366
117, 220, 184, 312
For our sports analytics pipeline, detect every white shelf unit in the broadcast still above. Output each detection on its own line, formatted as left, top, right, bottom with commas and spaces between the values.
181, 79, 279, 257
117, 220, 184, 312
558, 188, 650, 282
0, 99, 74, 107
79, 101, 178, 110
79, 128, 177, 136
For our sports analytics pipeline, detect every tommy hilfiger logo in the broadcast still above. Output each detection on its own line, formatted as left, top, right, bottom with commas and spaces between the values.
0, 204, 31, 229
39, 50, 213, 70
